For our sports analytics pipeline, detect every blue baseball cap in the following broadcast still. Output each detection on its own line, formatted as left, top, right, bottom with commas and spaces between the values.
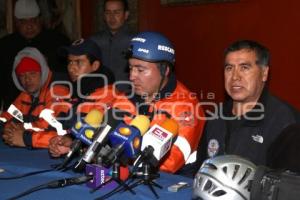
60, 38, 102, 61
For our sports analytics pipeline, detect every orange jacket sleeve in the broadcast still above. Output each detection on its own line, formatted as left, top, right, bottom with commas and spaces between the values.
159, 101, 206, 173
15, 85, 69, 148
30, 85, 70, 148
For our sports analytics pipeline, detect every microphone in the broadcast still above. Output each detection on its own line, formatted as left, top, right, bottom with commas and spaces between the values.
110, 115, 150, 157
71, 109, 104, 145
85, 164, 129, 190
59, 109, 103, 169
100, 115, 150, 167
133, 118, 179, 170
73, 109, 120, 172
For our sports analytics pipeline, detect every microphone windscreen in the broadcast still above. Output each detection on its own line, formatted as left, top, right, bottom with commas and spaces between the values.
161, 118, 179, 136
130, 115, 150, 135
84, 109, 103, 128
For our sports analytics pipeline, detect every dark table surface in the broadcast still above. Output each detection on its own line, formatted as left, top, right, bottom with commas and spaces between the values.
0, 141, 193, 200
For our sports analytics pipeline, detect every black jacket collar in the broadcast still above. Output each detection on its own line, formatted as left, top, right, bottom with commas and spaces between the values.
72, 66, 115, 99
223, 87, 269, 126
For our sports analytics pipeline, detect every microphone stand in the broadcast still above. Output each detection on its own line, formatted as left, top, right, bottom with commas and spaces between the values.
126, 161, 162, 199
93, 161, 135, 200
98, 153, 162, 199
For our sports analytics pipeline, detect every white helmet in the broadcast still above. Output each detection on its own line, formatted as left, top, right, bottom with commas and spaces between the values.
192, 155, 256, 200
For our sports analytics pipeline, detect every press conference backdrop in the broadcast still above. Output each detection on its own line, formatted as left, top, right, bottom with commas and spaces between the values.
0, 140, 193, 200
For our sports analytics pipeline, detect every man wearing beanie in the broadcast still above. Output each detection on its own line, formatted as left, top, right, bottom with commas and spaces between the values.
0, 0, 70, 110
0, 47, 69, 149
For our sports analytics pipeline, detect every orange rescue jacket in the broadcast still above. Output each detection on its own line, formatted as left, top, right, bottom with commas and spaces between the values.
112, 81, 205, 173
1, 71, 69, 148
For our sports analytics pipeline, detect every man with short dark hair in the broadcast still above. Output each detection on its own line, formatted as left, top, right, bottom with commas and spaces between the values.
185, 40, 299, 177
91, 0, 133, 92
48, 38, 115, 157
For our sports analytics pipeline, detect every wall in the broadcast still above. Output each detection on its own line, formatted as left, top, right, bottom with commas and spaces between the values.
138, 0, 300, 109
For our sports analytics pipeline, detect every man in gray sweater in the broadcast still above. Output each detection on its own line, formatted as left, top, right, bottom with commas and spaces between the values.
91, 0, 133, 92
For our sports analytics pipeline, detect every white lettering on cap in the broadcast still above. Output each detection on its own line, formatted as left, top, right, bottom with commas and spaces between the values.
138, 48, 149, 54
132, 37, 146, 43
158, 45, 175, 54
72, 38, 84, 46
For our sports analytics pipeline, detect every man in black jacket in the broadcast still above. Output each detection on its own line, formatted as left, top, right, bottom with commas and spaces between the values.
182, 40, 299, 177
0, 0, 70, 109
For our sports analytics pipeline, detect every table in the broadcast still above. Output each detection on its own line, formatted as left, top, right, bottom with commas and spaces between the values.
0, 141, 193, 200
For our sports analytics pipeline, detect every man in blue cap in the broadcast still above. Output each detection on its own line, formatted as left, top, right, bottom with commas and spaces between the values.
48, 38, 115, 157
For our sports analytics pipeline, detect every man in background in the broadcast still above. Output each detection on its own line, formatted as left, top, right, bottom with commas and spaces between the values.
91, 0, 133, 92
0, 0, 70, 110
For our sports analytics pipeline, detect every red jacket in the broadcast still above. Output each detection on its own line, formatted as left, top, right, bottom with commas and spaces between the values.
112, 80, 205, 173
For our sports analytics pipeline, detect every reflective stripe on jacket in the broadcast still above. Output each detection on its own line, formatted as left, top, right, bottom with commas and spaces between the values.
112, 81, 205, 173
1, 71, 69, 148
